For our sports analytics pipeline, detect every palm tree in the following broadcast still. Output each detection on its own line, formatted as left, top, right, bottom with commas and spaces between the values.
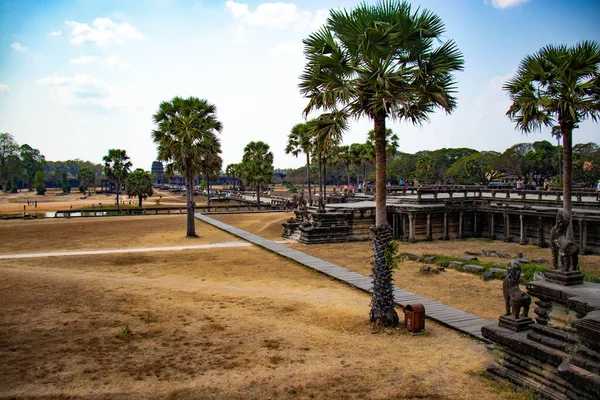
505, 41, 600, 239
368, 128, 399, 182
198, 133, 222, 212
286, 122, 314, 205
152, 96, 223, 237
103, 149, 132, 209
240, 141, 274, 210
336, 145, 355, 190
300, 0, 464, 328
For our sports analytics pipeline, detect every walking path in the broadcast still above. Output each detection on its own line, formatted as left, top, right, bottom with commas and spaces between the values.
0, 242, 251, 260
196, 213, 493, 342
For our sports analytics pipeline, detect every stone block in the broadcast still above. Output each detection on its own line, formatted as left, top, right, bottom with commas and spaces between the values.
464, 264, 485, 273
447, 261, 463, 268
490, 268, 507, 278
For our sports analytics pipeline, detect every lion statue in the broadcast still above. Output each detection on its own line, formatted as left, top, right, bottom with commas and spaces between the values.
503, 260, 531, 319
550, 210, 580, 272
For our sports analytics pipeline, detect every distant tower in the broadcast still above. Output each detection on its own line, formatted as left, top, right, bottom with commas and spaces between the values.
151, 161, 164, 184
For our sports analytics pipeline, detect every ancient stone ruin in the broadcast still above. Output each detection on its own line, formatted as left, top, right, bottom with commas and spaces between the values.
482, 212, 600, 400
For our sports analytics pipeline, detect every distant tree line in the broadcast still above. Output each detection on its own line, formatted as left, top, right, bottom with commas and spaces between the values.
274, 139, 600, 189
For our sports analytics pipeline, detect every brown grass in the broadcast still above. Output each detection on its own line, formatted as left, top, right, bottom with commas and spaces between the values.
0, 214, 532, 399
211, 212, 600, 322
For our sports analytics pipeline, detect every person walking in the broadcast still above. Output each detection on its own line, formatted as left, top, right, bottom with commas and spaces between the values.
596, 180, 600, 201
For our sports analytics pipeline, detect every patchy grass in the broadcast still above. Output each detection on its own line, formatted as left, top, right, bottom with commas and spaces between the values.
0, 214, 534, 399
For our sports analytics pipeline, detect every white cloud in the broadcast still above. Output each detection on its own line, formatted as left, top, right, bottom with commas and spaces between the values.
69, 55, 98, 64
101, 55, 132, 70
485, 0, 531, 9
473, 72, 514, 120
10, 42, 27, 52
66, 18, 142, 46
0, 83, 9, 93
225, 1, 326, 30
37, 73, 136, 111
48, 30, 62, 36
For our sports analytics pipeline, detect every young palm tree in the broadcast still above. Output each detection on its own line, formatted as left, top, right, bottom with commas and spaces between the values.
300, 0, 464, 327
152, 96, 223, 237
103, 149, 132, 209
505, 41, 600, 238
240, 141, 274, 210
125, 168, 153, 208
285, 122, 314, 205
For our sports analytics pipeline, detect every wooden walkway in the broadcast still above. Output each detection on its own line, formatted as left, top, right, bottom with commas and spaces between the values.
196, 213, 493, 342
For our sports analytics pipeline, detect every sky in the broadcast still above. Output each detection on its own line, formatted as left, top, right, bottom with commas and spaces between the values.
0, 0, 599, 170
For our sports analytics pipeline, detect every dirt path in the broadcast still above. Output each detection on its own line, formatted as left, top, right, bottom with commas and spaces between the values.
0, 241, 251, 259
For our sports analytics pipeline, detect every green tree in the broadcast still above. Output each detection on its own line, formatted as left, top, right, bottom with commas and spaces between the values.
416, 154, 434, 185
152, 96, 223, 237
60, 171, 71, 194
34, 171, 46, 195
505, 40, 600, 238
573, 143, 600, 187
0, 133, 19, 192
286, 122, 314, 205
103, 149, 132, 208
300, 0, 463, 327
336, 145, 355, 189
446, 152, 501, 185
126, 169, 154, 207
240, 141, 274, 210
19, 144, 45, 191
77, 167, 95, 195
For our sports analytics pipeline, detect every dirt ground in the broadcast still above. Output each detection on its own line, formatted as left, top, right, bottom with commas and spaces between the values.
0, 215, 531, 399
0, 188, 209, 215
211, 212, 600, 323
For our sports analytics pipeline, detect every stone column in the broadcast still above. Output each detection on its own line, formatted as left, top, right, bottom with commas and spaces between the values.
580, 219, 588, 254
443, 212, 449, 240
489, 213, 495, 240
458, 212, 464, 239
473, 212, 479, 238
519, 214, 527, 245
408, 213, 416, 243
537, 216, 545, 247
426, 213, 432, 241
504, 213, 511, 242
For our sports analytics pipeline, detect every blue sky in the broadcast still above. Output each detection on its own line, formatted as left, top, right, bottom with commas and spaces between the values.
1, 0, 599, 170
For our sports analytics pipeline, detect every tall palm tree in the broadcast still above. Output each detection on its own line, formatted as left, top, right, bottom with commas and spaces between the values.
505, 41, 600, 239
198, 133, 223, 212
416, 154, 434, 184
368, 128, 399, 182
300, 0, 464, 328
152, 96, 223, 237
241, 141, 274, 210
103, 149, 132, 209
286, 122, 314, 205
349, 142, 365, 188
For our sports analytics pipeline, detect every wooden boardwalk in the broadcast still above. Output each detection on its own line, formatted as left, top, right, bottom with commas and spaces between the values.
196, 213, 493, 342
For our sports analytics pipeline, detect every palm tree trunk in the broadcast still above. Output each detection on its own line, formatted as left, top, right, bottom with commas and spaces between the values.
207, 174, 212, 212
323, 159, 327, 194
186, 168, 196, 237
318, 154, 323, 196
306, 153, 312, 206
369, 112, 398, 329
562, 125, 573, 240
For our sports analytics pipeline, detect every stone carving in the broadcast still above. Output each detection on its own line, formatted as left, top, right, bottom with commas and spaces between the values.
300, 191, 310, 224
318, 194, 326, 212
503, 260, 531, 319
550, 210, 580, 271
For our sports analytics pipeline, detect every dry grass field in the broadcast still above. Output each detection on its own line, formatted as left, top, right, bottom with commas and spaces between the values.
211, 212, 600, 323
0, 214, 534, 399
